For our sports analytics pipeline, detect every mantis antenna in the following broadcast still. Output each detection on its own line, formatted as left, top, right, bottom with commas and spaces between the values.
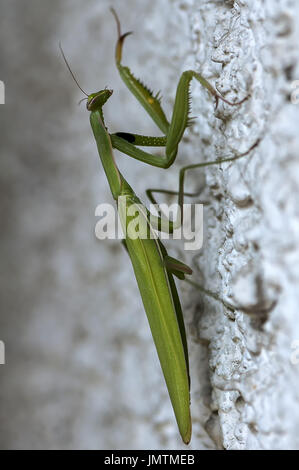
59, 42, 89, 97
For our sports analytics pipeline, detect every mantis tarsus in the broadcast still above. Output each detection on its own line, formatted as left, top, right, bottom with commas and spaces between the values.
61, 9, 259, 444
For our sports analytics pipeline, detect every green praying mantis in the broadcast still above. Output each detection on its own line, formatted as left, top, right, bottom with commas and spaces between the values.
60, 9, 259, 444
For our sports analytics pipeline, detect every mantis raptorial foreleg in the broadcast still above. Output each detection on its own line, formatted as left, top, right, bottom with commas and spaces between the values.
109, 10, 259, 226
110, 8, 250, 170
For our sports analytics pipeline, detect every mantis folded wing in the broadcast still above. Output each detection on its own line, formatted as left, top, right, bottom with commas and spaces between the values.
90, 108, 192, 443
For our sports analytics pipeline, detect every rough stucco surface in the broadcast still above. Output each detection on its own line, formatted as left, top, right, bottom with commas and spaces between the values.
1, 0, 299, 450
191, 0, 299, 450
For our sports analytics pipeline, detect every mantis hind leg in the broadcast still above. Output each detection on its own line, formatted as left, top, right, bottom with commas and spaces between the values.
186, 278, 238, 311
145, 185, 237, 311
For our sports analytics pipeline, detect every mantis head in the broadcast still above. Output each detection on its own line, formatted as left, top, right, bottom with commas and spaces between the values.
87, 89, 113, 111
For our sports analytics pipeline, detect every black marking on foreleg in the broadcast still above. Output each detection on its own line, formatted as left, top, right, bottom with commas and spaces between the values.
115, 132, 136, 143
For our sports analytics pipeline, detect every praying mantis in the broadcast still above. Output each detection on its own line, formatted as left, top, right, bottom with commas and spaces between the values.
61, 9, 259, 444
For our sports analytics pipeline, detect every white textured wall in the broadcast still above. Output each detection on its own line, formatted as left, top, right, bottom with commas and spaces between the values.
189, 0, 299, 450
1, 0, 299, 450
